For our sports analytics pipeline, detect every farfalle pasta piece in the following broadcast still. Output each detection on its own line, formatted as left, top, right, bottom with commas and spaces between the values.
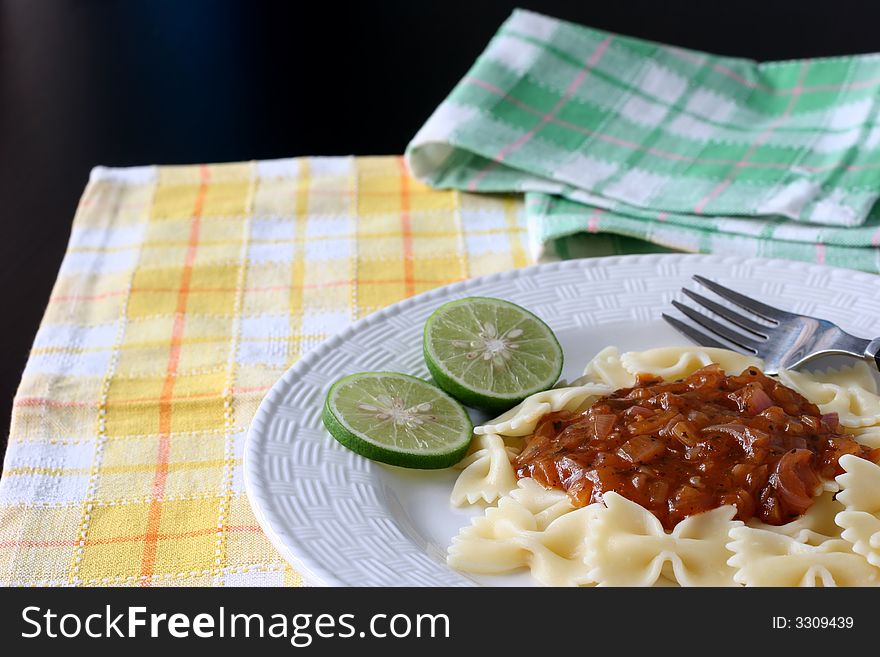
448, 478, 597, 586
848, 425, 880, 449
727, 489, 880, 587
473, 382, 609, 437
835, 454, 880, 568
753, 491, 847, 545
821, 479, 842, 494
451, 433, 521, 506
584, 492, 741, 586
620, 346, 763, 380
578, 346, 636, 388
727, 530, 879, 587
777, 362, 880, 428
450, 345, 880, 586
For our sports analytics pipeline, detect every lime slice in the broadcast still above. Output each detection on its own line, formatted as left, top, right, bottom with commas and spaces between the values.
423, 297, 563, 412
322, 372, 473, 469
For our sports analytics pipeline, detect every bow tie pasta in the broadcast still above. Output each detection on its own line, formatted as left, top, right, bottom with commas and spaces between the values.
727, 491, 880, 586
777, 362, 880, 428
451, 433, 521, 506
448, 346, 880, 586
835, 455, 880, 568
620, 346, 763, 380
473, 382, 610, 437
448, 478, 597, 586
585, 492, 741, 587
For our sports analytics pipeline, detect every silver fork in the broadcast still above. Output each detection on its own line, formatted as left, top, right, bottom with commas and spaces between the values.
662, 275, 880, 375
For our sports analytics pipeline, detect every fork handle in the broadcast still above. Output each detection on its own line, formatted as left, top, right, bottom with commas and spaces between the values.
867, 338, 880, 371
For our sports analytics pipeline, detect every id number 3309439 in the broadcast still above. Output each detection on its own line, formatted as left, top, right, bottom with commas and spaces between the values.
772, 617, 854, 630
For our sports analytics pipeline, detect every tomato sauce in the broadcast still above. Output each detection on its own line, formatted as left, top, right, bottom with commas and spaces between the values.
514, 364, 880, 530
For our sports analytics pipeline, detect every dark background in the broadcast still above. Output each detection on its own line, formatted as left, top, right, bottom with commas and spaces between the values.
2, 0, 879, 454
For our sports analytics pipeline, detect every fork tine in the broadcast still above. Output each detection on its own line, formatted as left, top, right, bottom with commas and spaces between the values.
662, 313, 730, 350
692, 275, 790, 322
681, 289, 768, 336
671, 301, 761, 353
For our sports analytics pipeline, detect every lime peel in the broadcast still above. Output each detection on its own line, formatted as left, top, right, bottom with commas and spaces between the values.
423, 297, 563, 412
322, 371, 473, 469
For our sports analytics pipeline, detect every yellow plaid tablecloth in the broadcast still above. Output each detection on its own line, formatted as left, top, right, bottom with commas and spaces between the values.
0, 156, 530, 586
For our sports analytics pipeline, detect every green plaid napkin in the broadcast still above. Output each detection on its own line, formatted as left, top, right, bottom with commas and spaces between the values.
406, 9, 880, 271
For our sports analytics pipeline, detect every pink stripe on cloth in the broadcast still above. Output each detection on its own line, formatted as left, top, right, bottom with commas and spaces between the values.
466, 36, 613, 192
667, 46, 880, 95
666, 48, 773, 92
693, 62, 811, 215
462, 76, 880, 175
587, 212, 603, 233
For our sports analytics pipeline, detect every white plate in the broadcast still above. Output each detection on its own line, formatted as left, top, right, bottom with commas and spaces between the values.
243, 254, 880, 586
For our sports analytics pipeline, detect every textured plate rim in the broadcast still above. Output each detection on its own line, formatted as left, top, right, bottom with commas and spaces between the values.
243, 253, 878, 587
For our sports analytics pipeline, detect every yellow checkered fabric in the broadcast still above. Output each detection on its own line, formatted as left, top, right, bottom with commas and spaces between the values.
0, 156, 530, 586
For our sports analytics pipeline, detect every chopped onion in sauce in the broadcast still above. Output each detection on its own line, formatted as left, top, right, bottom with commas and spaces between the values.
514, 364, 880, 529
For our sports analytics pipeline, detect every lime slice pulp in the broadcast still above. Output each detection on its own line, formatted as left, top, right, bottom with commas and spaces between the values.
322, 372, 473, 469
423, 297, 563, 412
